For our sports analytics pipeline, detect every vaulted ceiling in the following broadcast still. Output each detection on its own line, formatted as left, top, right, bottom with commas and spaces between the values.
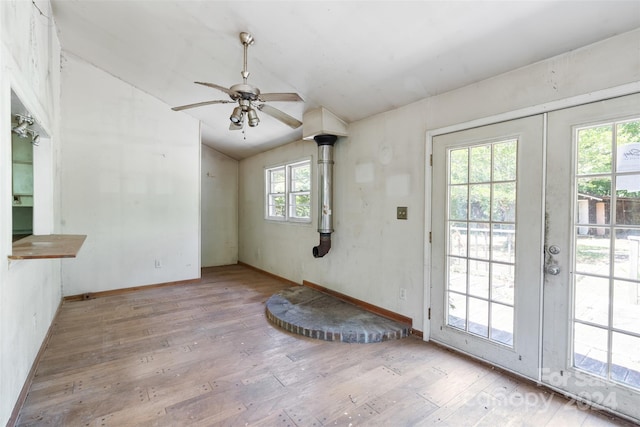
50, 1, 640, 160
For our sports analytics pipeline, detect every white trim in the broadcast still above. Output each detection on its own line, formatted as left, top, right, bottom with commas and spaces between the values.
428, 83, 640, 139
423, 133, 432, 340
537, 112, 549, 382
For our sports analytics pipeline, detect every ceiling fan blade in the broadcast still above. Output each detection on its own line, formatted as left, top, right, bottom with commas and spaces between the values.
195, 82, 235, 96
257, 104, 302, 129
229, 122, 243, 131
259, 93, 303, 102
171, 99, 233, 111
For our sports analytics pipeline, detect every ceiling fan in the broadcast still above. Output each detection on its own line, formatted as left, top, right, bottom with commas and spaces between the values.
172, 32, 303, 131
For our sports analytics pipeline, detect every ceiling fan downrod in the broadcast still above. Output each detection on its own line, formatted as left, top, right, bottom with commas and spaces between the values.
240, 32, 254, 84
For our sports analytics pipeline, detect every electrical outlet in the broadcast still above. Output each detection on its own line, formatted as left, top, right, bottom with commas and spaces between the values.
155, 259, 161, 268
397, 206, 408, 220
400, 288, 407, 300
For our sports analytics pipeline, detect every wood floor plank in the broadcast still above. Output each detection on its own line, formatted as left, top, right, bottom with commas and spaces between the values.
15, 265, 634, 426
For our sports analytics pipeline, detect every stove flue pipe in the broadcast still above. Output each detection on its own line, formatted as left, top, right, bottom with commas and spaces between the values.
312, 134, 337, 258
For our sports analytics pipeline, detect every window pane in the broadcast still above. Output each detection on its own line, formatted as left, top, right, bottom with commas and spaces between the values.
574, 323, 608, 378
447, 292, 466, 330
577, 125, 612, 175
450, 148, 468, 184
448, 257, 467, 293
449, 185, 468, 220
575, 235, 610, 276
269, 168, 285, 189
491, 263, 514, 305
290, 163, 311, 192
491, 303, 513, 346
469, 145, 491, 183
269, 166, 286, 193
492, 182, 516, 222
615, 178, 640, 224
577, 178, 611, 211
613, 280, 640, 335
468, 297, 489, 338
616, 119, 640, 145
290, 193, 311, 219
469, 260, 489, 298
492, 224, 515, 263
269, 195, 285, 217
574, 275, 609, 326
614, 228, 640, 278
469, 184, 490, 221
469, 222, 490, 260
449, 222, 467, 257
611, 332, 640, 389
493, 140, 517, 181
616, 142, 640, 175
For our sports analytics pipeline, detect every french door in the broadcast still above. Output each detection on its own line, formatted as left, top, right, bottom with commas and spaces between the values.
431, 115, 545, 379
543, 93, 640, 421
431, 93, 640, 422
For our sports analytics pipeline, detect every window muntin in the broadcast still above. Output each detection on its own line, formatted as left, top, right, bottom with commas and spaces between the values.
265, 160, 311, 222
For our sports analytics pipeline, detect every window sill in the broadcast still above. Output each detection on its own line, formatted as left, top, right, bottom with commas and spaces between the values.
9, 234, 87, 260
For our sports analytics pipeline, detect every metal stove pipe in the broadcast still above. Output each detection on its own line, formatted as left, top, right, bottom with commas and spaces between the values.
313, 134, 337, 258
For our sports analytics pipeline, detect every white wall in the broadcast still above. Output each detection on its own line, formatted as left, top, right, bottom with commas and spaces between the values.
239, 139, 316, 278
59, 54, 201, 296
201, 144, 238, 267
238, 28, 640, 331
0, 1, 62, 425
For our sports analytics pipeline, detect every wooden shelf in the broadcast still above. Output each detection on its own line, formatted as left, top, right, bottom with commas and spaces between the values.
10, 234, 87, 260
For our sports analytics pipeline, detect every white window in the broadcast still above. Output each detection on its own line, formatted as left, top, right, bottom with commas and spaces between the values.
265, 159, 311, 222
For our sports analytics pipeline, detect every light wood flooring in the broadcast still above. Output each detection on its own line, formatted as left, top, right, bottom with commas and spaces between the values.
15, 265, 634, 426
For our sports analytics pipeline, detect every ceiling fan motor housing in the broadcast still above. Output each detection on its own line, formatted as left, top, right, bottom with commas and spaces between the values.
230, 83, 260, 101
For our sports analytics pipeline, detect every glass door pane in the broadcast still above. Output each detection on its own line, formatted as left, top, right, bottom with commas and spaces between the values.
446, 140, 517, 346
573, 118, 640, 390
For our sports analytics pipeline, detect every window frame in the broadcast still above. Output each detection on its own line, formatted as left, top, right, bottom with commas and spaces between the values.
265, 158, 312, 223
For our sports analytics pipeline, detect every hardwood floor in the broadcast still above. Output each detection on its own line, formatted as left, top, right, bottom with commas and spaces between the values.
15, 265, 633, 426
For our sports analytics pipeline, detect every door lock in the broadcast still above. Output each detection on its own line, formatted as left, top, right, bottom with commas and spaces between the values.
546, 265, 561, 275
548, 245, 561, 255
545, 244, 561, 276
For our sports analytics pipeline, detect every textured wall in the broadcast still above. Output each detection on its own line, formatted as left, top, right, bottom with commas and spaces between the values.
0, 1, 62, 424
201, 144, 238, 267
59, 54, 201, 296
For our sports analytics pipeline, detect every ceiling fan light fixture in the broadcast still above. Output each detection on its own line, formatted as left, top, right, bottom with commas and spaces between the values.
247, 108, 259, 127
12, 121, 28, 136
230, 106, 243, 124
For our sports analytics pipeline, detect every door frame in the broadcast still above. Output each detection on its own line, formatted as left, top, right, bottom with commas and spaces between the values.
423, 82, 640, 349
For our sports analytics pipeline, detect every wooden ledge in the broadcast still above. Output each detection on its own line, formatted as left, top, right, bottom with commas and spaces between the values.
10, 234, 87, 260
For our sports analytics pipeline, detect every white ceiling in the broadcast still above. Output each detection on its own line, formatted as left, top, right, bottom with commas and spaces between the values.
50, 1, 640, 160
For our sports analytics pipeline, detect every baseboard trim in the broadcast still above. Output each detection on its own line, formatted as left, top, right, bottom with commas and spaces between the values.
8, 300, 63, 427
235, 262, 416, 332
63, 277, 201, 302
302, 280, 413, 328
236, 261, 300, 287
